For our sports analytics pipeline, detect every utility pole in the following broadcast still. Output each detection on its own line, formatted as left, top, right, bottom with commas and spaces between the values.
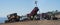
35, 0, 38, 7
35, 0, 39, 25
35, 0, 40, 20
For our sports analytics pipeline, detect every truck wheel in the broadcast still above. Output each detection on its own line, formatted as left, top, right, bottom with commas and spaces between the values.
52, 17, 58, 20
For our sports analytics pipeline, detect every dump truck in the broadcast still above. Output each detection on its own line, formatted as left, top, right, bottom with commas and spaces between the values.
27, 7, 39, 20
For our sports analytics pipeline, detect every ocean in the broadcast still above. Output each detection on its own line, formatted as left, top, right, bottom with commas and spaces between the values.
0, 17, 7, 23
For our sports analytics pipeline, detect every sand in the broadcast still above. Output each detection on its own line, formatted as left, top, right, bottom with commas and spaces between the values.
1, 20, 60, 25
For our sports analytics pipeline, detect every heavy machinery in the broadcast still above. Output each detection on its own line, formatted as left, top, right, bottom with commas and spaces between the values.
42, 13, 51, 20
5, 13, 20, 23
27, 7, 39, 20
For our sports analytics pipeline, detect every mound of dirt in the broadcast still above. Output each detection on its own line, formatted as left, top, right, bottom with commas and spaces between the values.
1, 20, 60, 25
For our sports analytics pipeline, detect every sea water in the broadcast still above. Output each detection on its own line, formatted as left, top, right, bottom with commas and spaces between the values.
0, 17, 7, 23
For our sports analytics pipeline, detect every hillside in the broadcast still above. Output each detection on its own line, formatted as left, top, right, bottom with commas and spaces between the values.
1, 20, 60, 25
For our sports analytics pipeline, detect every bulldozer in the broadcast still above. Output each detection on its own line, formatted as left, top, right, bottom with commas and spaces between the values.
5, 13, 20, 23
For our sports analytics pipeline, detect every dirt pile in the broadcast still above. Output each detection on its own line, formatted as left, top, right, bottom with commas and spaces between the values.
1, 20, 60, 25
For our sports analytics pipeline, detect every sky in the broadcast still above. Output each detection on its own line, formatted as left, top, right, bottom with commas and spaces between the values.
0, 0, 60, 17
